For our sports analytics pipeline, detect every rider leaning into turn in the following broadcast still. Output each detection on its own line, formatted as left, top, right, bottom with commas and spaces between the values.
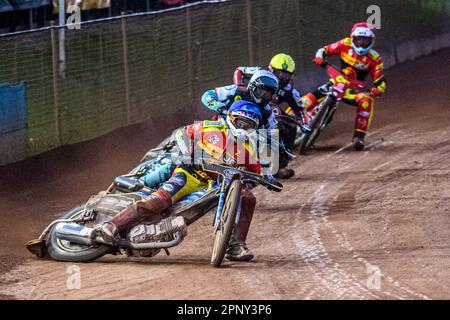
301, 22, 387, 151
232, 53, 311, 179
96, 100, 269, 262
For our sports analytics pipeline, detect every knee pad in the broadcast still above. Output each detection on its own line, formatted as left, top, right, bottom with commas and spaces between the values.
355, 94, 374, 133
356, 93, 374, 110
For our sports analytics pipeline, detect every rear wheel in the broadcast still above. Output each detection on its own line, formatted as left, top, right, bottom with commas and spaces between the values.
211, 178, 242, 267
47, 205, 113, 262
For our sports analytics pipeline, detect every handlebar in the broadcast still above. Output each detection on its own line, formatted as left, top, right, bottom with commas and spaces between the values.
322, 60, 341, 73
320, 60, 372, 96
202, 162, 283, 192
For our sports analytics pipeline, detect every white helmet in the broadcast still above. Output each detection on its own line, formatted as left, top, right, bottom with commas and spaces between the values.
247, 70, 279, 105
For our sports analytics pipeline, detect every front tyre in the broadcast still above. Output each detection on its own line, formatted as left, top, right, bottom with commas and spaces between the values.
210, 178, 242, 267
299, 96, 334, 154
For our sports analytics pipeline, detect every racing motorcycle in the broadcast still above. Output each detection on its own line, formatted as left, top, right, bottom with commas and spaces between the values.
26, 142, 282, 267
295, 61, 370, 154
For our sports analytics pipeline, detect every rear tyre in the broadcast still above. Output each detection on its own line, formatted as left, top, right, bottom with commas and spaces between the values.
47, 205, 113, 262
211, 178, 242, 267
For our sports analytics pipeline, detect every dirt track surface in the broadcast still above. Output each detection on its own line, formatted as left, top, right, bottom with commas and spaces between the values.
1, 49, 450, 300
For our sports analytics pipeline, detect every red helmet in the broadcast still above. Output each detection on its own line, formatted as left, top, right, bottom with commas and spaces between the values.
351, 22, 375, 35
350, 22, 375, 55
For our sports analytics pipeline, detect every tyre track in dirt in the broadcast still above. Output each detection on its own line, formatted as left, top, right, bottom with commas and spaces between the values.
316, 124, 450, 300
287, 144, 399, 300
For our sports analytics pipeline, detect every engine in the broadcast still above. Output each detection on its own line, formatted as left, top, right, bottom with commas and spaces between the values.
127, 216, 188, 257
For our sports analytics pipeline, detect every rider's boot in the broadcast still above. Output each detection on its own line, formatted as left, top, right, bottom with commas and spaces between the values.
275, 152, 295, 180
97, 192, 171, 244
225, 243, 254, 261
226, 189, 256, 261
275, 167, 295, 179
353, 131, 366, 151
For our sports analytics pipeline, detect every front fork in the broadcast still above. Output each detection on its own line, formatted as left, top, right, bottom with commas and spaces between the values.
212, 177, 242, 232
314, 94, 338, 130
213, 176, 231, 229
322, 103, 337, 129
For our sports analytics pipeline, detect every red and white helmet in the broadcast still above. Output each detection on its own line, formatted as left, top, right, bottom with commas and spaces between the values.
350, 22, 375, 55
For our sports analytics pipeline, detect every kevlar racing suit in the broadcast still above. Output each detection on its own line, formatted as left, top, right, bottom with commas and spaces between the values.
302, 37, 387, 137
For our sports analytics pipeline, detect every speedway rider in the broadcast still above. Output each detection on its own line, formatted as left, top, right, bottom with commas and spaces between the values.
97, 100, 271, 261
202, 69, 294, 179
301, 22, 387, 151
232, 53, 311, 179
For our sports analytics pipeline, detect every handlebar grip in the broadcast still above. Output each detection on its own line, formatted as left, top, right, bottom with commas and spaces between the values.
267, 181, 283, 192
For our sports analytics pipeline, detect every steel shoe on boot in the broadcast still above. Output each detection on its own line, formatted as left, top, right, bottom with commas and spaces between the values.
353, 132, 366, 151
225, 244, 254, 261
275, 167, 295, 179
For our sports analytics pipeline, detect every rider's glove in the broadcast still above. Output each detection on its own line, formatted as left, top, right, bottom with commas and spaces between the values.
301, 123, 312, 134
314, 48, 326, 66
314, 57, 324, 66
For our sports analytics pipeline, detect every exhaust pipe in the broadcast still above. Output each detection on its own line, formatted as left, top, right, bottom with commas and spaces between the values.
55, 223, 97, 246
55, 222, 184, 249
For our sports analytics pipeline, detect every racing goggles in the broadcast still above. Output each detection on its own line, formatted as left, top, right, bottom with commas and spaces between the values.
353, 36, 373, 49
231, 114, 260, 130
272, 69, 292, 85
255, 86, 276, 102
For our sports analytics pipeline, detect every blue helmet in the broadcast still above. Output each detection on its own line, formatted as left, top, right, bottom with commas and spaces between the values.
226, 100, 262, 140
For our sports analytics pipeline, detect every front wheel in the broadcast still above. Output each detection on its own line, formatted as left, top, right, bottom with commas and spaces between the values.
210, 178, 242, 267
299, 96, 335, 154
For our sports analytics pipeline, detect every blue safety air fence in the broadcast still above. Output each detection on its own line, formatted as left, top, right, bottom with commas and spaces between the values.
0, 81, 27, 163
